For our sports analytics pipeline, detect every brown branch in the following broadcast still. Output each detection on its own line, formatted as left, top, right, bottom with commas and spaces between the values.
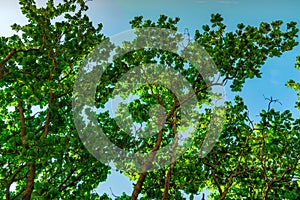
0, 49, 16, 78
3, 68, 42, 80
131, 100, 180, 200
34, 126, 45, 135
18, 101, 29, 149
6, 164, 26, 196
219, 173, 234, 200
44, 49, 57, 138
181, 81, 224, 108
5, 184, 10, 200
0, 47, 42, 78
259, 118, 269, 200
22, 163, 36, 200
58, 62, 74, 83
141, 68, 164, 106
54, 90, 72, 99
263, 160, 298, 200
58, 168, 76, 192
218, 128, 253, 200
202, 160, 222, 195
44, 91, 53, 138
11, 188, 25, 200
58, 172, 85, 192
212, 168, 223, 195
162, 113, 178, 200
131, 127, 164, 200
131, 67, 184, 200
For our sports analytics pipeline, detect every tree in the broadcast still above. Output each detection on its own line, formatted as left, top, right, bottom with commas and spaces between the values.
200, 97, 299, 200
1, 1, 299, 200
0, 1, 110, 199
287, 56, 300, 109
106, 15, 298, 200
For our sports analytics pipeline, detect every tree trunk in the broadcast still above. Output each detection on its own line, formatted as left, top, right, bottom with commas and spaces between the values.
22, 163, 36, 200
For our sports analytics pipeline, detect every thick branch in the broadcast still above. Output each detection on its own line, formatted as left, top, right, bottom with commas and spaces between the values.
131, 101, 180, 200
162, 114, 178, 200
18, 101, 29, 149
22, 163, 36, 200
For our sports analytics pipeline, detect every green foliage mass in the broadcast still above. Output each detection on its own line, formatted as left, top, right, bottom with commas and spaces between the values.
0, 1, 299, 200
287, 56, 300, 109
0, 1, 109, 199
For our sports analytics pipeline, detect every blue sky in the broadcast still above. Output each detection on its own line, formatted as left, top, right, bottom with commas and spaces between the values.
1, 0, 300, 199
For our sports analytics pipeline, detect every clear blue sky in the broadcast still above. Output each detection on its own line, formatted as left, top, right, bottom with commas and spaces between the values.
1, 0, 300, 199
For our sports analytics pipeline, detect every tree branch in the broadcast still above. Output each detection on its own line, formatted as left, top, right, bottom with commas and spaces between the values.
44, 48, 57, 138
0, 47, 42, 79
6, 164, 26, 200
18, 101, 29, 149
162, 113, 178, 200
58, 168, 76, 192
22, 162, 36, 200
131, 100, 180, 200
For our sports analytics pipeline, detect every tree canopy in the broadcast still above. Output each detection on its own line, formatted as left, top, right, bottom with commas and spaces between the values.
287, 56, 300, 109
0, 1, 299, 200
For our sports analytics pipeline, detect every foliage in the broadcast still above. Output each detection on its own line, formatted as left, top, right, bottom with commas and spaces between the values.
287, 56, 300, 109
201, 97, 300, 200
1, 1, 299, 200
0, 1, 110, 199
96, 14, 299, 199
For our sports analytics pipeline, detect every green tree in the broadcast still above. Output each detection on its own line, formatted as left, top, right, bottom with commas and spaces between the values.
83, 13, 299, 200
0, 1, 110, 199
95, 14, 299, 199
1, 1, 299, 200
200, 97, 299, 200
287, 56, 300, 109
